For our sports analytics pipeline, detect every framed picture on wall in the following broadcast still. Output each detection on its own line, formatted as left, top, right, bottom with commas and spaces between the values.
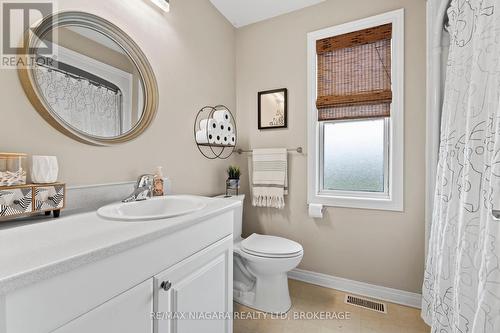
258, 88, 288, 130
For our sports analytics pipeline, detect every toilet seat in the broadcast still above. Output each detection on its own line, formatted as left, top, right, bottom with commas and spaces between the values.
241, 234, 303, 258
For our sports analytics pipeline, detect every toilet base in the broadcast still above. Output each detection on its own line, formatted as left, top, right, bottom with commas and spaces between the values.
234, 272, 292, 314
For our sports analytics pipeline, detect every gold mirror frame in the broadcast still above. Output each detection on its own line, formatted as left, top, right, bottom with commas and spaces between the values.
18, 11, 159, 146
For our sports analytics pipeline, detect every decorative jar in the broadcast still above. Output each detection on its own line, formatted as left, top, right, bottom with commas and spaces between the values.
226, 178, 240, 196
31, 156, 59, 184
0, 153, 27, 187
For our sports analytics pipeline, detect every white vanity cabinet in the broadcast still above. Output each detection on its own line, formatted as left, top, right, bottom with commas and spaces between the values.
53, 236, 233, 333
154, 237, 232, 333
0, 207, 236, 333
53, 279, 154, 333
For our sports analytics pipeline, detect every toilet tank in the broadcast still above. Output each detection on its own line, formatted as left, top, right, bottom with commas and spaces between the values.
217, 194, 245, 240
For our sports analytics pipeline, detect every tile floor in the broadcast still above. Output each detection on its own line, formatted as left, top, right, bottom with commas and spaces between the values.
234, 279, 430, 333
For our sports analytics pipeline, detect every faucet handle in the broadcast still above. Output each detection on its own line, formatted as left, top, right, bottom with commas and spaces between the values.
136, 174, 155, 188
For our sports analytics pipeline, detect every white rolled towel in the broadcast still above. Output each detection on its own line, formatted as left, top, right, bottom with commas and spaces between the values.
200, 118, 217, 131
213, 110, 231, 123
196, 130, 216, 144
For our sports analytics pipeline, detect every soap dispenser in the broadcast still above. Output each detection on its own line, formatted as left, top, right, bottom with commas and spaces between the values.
153, 166, 165, 196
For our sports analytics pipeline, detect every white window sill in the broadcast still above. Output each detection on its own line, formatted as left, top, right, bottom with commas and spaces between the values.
310, 193, 403, 212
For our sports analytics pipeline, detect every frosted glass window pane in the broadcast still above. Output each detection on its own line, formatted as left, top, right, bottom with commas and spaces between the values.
323, 119, 385, 192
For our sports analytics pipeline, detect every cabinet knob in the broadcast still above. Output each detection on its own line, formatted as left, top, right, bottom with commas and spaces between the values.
160, 280, 172, 291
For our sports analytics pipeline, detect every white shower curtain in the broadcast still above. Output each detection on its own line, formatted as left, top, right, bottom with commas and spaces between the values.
35, 66, 122, 137
422, 1, 500, 332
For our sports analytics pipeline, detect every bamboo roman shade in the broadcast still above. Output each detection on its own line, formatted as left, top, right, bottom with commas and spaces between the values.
316, 23, 392, 121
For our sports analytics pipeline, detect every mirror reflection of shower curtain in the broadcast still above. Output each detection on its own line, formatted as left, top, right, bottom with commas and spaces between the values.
422, 1, 500, 332
34, 66, 123, 137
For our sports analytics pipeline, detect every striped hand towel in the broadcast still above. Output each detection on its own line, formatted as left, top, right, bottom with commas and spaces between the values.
251, 148, 288, 209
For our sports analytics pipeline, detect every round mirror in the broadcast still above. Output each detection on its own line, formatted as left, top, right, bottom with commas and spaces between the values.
18, 12, 158, 145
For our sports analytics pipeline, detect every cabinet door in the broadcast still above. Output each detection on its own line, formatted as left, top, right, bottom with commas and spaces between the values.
154, 236, 232, 333
53, 279, 153, 333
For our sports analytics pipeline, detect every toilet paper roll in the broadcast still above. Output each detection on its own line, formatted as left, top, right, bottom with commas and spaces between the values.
225, 123, 234, 135
217, 120, 227, 133
199, 118, 217, 131
228, 134, 236, 146
214, 130, 223, 145
213, 110, 231, 123
196, 130, 216, 144
221, 135, 230, 146
308, 203, 324, 218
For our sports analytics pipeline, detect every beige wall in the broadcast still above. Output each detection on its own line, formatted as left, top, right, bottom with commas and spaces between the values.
235, 0, 426, 293
0, 0, 236, 195
0, 0, 426, 293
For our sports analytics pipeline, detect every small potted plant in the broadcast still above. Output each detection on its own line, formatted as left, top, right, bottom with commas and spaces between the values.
226, 165, 241, 194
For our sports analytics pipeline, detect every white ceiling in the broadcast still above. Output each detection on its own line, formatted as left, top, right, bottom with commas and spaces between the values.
209, 0, 326, 28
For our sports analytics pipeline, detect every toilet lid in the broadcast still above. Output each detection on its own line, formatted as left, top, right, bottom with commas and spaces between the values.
241, 234, 303, 257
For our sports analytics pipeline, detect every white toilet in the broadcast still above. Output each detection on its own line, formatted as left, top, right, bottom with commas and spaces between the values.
221, 195, 303, 313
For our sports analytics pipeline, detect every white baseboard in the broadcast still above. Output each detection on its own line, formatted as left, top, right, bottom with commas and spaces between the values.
288, 268, 422, 309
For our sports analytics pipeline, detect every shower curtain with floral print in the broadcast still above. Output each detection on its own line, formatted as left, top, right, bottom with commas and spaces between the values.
422, 0, 500, 332
34, 66, 122, 137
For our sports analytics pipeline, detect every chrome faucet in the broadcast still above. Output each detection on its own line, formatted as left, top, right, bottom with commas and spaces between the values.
122, 174, 155, 203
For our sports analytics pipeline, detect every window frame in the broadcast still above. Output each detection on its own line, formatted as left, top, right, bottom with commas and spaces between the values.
307, 9, 404, 211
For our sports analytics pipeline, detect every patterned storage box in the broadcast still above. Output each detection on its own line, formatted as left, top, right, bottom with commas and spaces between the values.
0, 183, 65, 220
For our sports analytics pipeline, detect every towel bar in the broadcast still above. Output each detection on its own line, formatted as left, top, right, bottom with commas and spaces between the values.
236, 147, 303, 154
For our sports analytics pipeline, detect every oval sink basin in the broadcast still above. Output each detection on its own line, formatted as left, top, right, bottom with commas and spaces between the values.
97, 195, 207, 221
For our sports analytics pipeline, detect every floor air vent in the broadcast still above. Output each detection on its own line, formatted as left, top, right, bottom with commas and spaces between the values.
344, 295, 387, 313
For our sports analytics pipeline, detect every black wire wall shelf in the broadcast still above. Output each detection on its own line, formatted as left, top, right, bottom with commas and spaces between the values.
194, 105, 237, 160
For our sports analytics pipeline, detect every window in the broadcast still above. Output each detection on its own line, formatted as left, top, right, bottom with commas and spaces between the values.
307, 9, 404, 211
321, 118, 388, 193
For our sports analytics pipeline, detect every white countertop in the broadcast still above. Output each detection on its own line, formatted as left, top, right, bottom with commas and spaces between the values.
0, 196, 240, 295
